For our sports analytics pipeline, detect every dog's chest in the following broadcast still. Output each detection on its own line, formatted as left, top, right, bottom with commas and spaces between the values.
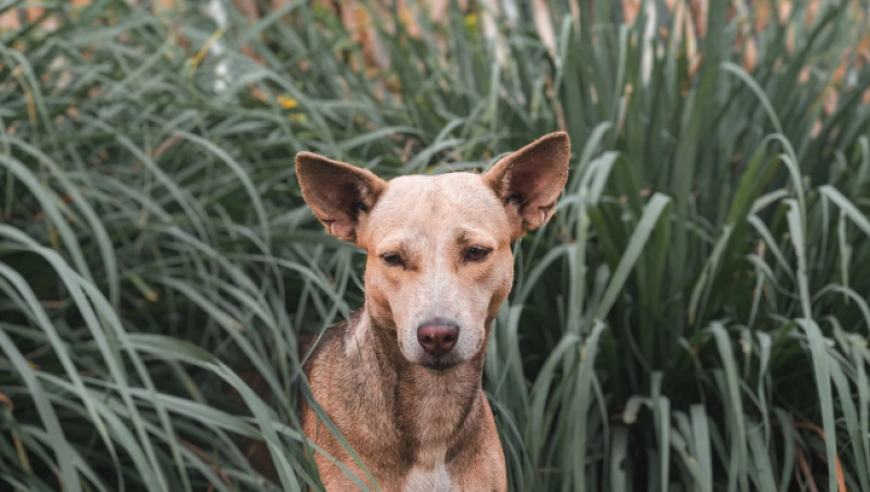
403, 446, 453, 492
404, 464, 452, 492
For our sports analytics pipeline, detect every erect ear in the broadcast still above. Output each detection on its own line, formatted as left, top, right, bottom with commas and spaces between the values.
483, 132, 570, 238
296, 152, 387, 244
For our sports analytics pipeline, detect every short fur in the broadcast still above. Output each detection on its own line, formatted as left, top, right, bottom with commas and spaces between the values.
296, 132, 571, 491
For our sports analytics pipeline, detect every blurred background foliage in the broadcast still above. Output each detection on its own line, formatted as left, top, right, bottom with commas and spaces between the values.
1, 0, 870, 490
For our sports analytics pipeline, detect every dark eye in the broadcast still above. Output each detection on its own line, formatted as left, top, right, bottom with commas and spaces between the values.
381, 253, 404, 267
464, 247, 491, 263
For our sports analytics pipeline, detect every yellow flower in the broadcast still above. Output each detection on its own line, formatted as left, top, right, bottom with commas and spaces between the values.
464, 13, 477, 29
277, 95, 299, 110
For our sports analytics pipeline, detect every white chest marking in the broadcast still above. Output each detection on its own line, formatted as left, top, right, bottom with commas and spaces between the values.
404, 446, 453, 492
404, 463, 453, 492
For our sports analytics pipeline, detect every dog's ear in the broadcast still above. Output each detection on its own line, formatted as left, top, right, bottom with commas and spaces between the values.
484, 132, 570, 238
296, 152, 387, 244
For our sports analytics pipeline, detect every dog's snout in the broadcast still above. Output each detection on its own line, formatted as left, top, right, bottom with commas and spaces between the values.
417, 321, 459, 357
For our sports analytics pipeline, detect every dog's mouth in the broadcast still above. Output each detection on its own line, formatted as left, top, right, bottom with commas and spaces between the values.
420, 357, 460, 372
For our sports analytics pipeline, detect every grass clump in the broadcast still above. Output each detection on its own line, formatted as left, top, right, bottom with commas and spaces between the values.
1, 0, 870, 490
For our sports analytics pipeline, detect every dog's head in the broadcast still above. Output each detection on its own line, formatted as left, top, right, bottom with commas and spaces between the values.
296, 132, 570, 371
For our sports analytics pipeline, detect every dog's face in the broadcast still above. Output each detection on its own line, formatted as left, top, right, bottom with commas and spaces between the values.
296, 133, 570, 370
358, 172, 516, 369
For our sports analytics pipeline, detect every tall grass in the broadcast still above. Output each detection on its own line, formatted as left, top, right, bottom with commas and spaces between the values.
1, 0, 869, 490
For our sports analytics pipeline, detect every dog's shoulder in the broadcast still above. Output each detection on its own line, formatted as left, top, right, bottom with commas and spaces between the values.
299, 308, 362, 375
299, 313, 348, 370
297, 310, 357, 435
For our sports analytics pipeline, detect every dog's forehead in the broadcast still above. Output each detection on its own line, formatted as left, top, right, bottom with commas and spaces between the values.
390, 172, 498, 203
367, 172, 509, 237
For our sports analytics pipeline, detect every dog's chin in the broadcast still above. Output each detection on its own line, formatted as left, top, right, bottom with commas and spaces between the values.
419, 357, 461, 373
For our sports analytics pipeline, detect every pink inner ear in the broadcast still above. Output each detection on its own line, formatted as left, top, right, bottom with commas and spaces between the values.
317, 183, 372, 240
508, 164, 560, 210
326, 220, 356, 240
325, 183, 360, 214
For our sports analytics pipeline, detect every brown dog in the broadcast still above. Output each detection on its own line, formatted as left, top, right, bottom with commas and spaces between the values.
295, 132, 570, 491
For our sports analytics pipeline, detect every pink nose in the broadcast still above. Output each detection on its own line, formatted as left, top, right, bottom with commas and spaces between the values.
417, 323, 459, 356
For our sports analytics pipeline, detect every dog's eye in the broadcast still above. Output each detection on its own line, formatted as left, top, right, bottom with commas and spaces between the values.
464, 247, 491, 263
381, 253, 404, 267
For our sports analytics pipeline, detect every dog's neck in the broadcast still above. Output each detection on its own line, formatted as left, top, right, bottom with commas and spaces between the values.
345, 308, 488, 453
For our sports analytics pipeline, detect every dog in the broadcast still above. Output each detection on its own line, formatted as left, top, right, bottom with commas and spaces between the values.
295, 132, 570, 491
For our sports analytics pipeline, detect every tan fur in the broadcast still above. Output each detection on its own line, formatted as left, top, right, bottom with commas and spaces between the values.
296, 132, 570, 491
